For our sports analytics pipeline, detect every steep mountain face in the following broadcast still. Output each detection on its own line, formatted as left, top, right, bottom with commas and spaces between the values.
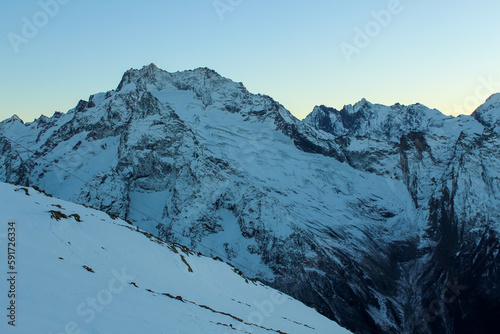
0, 182, 349, 334
1, 64, 499, 333
304, 99, 500, 333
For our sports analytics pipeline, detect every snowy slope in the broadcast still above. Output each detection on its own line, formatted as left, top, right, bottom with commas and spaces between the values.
0, 182, 350, 334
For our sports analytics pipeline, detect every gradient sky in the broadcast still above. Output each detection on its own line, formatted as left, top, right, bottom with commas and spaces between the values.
1, 0, 499, 122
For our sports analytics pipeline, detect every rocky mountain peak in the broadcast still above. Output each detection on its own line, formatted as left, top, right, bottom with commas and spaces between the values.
113, 65, 256, 119
485, 92, 500, 103
116, 63, 170, 92
3, 114, 23, 124
473, 93, 500, 133
304, 98, 485, 141
348, 97, 372, 113
117, 64, 234, 93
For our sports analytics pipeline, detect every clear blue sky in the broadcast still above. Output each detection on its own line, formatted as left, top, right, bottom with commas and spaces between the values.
1, 0, 499, 122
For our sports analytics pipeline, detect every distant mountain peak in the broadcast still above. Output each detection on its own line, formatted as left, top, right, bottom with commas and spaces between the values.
4, 114, 23, 124
117, 64, 167, 91
355, 97, 371, 106
472, 92, 500, 132
116, 64, 233, 95
143, 62, 158, 70
190, 66, 222, 76
341, 98, 372, 114
486, 92, 500, 103
304, 98, 484, 140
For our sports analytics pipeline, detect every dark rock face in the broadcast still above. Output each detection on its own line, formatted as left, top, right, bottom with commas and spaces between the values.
410, 131, 500, 334
1, 65, 499, 333
0, 137, 32, 185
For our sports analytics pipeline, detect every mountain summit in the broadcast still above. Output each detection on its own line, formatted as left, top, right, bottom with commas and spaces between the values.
1, 65, 499, 333
472, 92, 500, 132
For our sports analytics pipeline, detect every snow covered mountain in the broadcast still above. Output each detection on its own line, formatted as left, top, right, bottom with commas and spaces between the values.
1, 64, 499, 333
472, 93, 500, 133
0, 182, 349, 334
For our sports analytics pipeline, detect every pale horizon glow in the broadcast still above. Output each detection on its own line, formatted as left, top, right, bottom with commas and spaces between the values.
1, 0, 499, 123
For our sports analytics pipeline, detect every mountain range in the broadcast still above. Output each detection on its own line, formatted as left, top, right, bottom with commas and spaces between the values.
1, 64, 499, 333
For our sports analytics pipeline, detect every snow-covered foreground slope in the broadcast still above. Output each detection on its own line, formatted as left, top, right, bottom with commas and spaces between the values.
0, 182, 350, 334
